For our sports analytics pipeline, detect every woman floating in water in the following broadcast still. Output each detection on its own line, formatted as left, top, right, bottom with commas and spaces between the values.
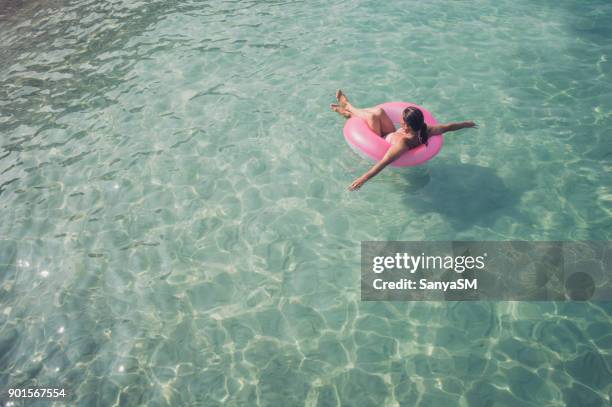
331, 90, 477, 191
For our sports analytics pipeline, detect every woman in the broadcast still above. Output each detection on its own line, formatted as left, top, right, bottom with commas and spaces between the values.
331, 90, 477, 191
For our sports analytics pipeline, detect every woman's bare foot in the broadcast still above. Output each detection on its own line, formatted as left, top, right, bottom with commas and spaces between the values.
336, 89, 349, 107
330, 104, 351, 118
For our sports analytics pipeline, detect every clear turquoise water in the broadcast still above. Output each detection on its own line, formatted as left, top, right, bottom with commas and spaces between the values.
0, 0, 611, 405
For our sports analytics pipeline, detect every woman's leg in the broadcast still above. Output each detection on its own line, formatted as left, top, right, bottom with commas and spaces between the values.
331, 90, 396, 137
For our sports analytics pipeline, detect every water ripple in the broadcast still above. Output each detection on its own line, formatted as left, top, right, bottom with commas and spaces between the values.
1, 0, 611, 405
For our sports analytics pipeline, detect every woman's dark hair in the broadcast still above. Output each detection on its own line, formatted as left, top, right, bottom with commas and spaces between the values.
402, 106, 428, 145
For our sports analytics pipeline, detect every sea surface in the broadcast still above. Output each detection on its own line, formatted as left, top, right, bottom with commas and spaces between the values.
0, 0, 611, 405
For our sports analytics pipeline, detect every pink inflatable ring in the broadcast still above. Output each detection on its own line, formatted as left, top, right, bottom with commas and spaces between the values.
343, 101, 443, 167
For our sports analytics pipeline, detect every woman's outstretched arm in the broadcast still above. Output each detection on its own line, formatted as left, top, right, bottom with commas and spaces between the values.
429, 121, 477, 135
348, 139, 410, 191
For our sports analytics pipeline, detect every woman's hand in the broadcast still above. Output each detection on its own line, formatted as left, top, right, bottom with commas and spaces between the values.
348, 176, 368, 191
348, 139, 409, 191
465, 121, 477, 128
